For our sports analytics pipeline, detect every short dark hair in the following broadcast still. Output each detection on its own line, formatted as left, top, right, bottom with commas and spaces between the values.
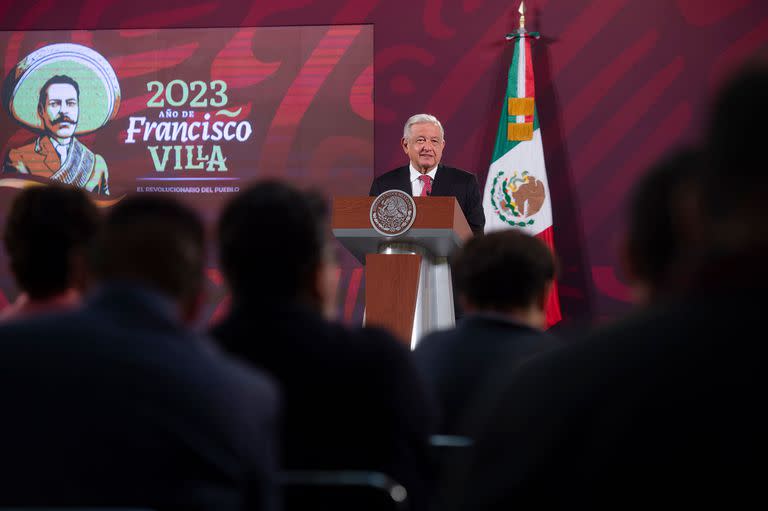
218, 180, 328, 302
452, 230, 556, 311
91, 195, 205, 302
705, 60, 768, 215
38, 75, 80, 110
3, 185, 100, 299
624, 147, 703, 291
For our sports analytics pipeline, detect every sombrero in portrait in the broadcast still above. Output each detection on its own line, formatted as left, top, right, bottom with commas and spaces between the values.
6, 43, 120, 135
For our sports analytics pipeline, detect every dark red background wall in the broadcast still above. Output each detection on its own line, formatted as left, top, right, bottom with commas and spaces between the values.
2, 0, 766, 328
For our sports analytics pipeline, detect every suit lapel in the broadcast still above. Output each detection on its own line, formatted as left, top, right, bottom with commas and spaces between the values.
430, 165, 449, 196
39, 137, 62, 171
395, 166, 411, 194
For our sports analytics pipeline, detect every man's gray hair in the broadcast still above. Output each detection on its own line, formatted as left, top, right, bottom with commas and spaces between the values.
403, 113, 444, 140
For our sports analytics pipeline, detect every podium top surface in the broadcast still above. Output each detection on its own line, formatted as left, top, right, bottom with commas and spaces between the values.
331, 196, 472, 262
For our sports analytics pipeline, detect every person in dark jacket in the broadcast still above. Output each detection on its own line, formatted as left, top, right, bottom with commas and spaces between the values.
439, 60, 768, 511
370, 113, 485, 235
413, 229, 560, 435
212, 181, 437, 509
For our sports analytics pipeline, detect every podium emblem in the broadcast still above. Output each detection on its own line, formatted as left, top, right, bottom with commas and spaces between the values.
370, 189, 416, 236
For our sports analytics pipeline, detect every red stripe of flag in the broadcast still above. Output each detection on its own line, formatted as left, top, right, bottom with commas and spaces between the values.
536, 226, 562, 327
524, 37, 535, 124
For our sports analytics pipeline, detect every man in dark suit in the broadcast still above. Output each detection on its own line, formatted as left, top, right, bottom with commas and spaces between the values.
438, 63, 768, 510
212, 181, 436, 510
369, 114, 485, 235
413, 230, 560, 435
0, 196, 279, 511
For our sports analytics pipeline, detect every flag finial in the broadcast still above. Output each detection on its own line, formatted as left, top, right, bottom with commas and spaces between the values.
518, 1, 526, 31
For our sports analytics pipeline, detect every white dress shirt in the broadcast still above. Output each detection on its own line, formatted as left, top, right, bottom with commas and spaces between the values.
50, 137, 71, 165
409, 164, 438, 196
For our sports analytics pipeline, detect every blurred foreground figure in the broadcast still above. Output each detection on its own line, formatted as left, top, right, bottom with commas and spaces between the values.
413, 230, 560, 435
212, 181, 436, 510
1, 184, 99, 320
439, 61, 768, 510
621, 147, 703, 305
0, 195, 279, 511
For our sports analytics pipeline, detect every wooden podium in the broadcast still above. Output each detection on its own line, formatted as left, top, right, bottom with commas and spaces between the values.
332, 196, 472, 347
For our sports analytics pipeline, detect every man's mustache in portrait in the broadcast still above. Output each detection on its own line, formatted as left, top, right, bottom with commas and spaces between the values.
52, 114, 77, 125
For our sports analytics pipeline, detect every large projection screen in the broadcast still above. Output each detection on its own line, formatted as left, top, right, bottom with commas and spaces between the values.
0, 25, 374, 324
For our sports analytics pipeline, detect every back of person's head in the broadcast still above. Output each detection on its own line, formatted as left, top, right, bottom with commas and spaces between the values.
3, 184, 100, 299
91, 195, 205, 319
218, 180, 332, 308
622, 147, 704, 304
453, 230, 556, 328
704, 57, 768, 246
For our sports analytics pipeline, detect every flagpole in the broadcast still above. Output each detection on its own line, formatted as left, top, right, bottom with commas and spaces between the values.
482, 0, 562, 326
506, 1, 539, 41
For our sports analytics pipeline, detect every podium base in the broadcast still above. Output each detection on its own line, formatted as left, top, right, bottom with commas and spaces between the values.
364, 242, 455, 349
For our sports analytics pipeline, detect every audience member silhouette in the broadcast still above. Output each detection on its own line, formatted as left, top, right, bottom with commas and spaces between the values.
440, 61, 768, 510
620, 147, 703, 305
0, 195, 279, 511
1, 184, 99, 320
413, 230, 560, 435
211, 181, 436, 509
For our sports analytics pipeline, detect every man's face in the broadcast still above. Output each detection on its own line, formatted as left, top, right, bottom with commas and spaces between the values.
402, 122, 445, 173
39, 83, 79, 139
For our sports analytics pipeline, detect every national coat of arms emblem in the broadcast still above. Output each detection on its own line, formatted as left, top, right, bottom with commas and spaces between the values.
490, 170, 546, 227
370, 189, 416, 236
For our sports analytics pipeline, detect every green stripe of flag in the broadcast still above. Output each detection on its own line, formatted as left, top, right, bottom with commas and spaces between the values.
491, 36, 540, 164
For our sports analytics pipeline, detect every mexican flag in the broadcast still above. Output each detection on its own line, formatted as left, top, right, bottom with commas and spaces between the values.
482, 29, 562, 327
